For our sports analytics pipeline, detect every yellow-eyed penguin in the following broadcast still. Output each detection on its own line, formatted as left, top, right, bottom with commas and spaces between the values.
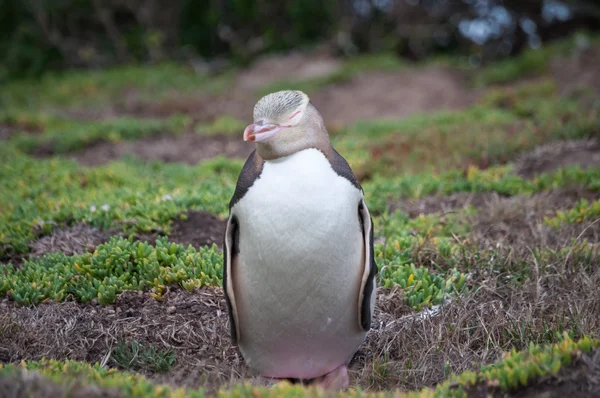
222, 90, 377, 390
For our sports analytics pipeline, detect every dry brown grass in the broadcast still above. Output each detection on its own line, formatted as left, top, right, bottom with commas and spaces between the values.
30, 224, 115, 259
467, 188, 600, 248
514, 139, 600, 179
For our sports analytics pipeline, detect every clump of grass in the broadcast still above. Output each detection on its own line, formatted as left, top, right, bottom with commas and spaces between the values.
544, 198, 600, 227
112, 339, 176, 373
475, 48, 549, 86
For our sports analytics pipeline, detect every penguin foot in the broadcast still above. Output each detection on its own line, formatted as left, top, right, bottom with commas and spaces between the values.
313, 365, 349, 391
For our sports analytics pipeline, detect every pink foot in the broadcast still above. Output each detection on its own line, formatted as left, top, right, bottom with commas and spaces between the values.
314, 365, 349, 391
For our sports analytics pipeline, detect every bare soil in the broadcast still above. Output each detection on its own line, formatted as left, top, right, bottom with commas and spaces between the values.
515, 139, 600, 179
63, 133, 253, 166
0, 287, 251, 393
236, 51, 342, 91
3, 211, 226, 268
310, 67, 479, 127
135, 210, 226, 250
0, 124, 15, 140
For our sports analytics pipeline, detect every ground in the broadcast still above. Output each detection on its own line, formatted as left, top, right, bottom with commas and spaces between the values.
0, 32, 599, 397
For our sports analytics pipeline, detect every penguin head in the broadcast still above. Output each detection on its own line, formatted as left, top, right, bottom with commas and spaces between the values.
243, 90, 330, 160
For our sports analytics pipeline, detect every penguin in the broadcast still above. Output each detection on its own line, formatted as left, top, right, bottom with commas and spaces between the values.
222, 90, 377, 390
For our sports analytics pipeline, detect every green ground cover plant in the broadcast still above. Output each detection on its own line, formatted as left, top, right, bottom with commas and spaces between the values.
363, 164, 600, 214
545, 198, 600, 227
0, 233, 468, 310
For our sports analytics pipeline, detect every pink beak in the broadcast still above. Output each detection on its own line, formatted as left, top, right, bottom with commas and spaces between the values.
243, 123, 282, 142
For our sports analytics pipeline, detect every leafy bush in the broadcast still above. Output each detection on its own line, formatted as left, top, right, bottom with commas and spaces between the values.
0, 237, 223, 306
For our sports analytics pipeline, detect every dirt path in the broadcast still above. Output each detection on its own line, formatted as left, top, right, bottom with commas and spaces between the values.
515, 139, 600, 179
310, 67, 478, 126
39, 133, 252, 166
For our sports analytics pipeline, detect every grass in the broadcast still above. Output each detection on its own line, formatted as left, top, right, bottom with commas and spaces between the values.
545, 198, 600, 227
3, 112, 190, 154
195, 115, 247, 136
112, 340, 176, 373
0, 30, 599, 397
0, 150, 241, 258
0, 62, 235, 110
337, 80, 599, 178
0, 335, 597, 397
2, 139, 597, 261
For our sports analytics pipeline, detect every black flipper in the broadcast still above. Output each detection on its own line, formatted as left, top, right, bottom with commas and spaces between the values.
358, 199, 378, 331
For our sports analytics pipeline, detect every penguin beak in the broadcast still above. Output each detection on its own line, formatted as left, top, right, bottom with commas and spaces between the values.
243, 123, 282, 143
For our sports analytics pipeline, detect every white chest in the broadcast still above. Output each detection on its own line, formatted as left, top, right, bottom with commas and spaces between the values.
233, 148, 362, 267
